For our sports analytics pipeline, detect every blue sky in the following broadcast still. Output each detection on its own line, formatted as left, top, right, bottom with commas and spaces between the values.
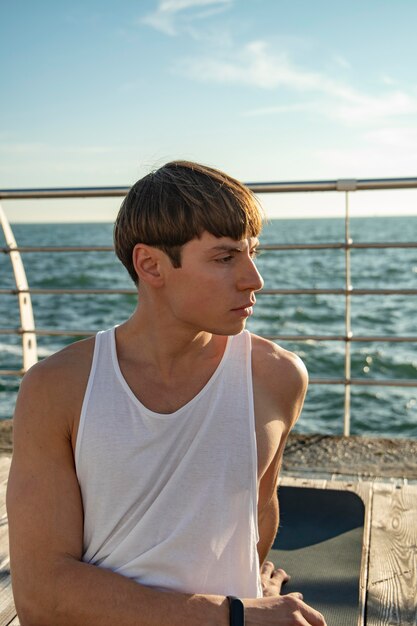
1, 0, 417, 221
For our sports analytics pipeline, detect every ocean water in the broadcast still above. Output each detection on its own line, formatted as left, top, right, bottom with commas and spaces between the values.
1, 217, 416, 437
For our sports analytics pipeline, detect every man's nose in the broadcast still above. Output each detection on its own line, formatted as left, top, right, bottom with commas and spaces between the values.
238, 258, 264, 292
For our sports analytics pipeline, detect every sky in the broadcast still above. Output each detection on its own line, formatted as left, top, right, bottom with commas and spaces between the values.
1, 0, 417, 222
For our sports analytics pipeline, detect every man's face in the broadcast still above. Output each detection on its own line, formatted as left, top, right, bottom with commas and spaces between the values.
161, 231, 264, 335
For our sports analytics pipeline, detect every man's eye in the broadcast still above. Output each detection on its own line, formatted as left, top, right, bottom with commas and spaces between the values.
250, 249, 261, 259
216, 255, 234, 263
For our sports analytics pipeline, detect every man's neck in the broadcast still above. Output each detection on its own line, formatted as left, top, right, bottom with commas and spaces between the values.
115, 309, 226, 383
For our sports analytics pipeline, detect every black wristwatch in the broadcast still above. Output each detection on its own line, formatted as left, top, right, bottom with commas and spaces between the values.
227, 596, 245, 626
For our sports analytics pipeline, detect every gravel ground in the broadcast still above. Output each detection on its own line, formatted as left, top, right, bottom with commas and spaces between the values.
282, 433, 417, 480
1, 420, 416, 479
0, 420, 12, 454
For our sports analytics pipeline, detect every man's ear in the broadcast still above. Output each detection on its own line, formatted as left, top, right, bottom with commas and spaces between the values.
132, 244, 164, 286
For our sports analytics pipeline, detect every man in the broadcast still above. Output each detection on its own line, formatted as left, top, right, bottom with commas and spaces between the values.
7, 161, 326, 625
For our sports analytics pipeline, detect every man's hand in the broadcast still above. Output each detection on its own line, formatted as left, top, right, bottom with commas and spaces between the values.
244, 560, 327, 625
260, 560, 292, 597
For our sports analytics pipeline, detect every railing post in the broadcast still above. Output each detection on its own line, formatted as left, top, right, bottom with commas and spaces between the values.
0, 202, 38, 371
344, 191, 352, 436
337, 181, 356, 436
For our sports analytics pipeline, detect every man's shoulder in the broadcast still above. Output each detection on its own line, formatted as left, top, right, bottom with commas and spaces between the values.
11, 336, 97, 454
18, 336, 96, 417
250, 332, 308, 388
250, 333, 308, 429
24, 336, 95, 386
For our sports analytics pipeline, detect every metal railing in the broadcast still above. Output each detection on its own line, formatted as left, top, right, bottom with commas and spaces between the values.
1, 177, 417, 435
0, 204, 37, 371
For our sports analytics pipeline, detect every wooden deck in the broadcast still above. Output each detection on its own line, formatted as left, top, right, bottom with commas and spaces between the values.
0, 456, 17, 626
280, 475, 417, 625
1, 454, 416, 626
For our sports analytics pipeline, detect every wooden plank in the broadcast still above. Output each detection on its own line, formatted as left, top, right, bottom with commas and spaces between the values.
0, 457, 11, 485
0, 457, 11, 522
279, 475, 328, 489
366, 483, 417, 626
0, 522, 16, 626
0, 460, 17, 626
352, 482, 373, 626
0, 570, 16, 626
0, 479, 10, 523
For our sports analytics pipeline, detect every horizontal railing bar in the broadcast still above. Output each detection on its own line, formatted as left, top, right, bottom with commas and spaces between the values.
1, 177, 417, 199
0, 186, 130, 199
1, 288, 417, 296
2, 329, 417, 343
348, 289, 417, 295
1, 367, 415, 388
0, 288, 136, 295
0, 328, 95, 337
38, 329, 94, 337
259, 288, 417, 296
2, 241, 417, 254
261, 242, 417, 250
350, 242, 417, 249
350, 378, 417, 387
309, 378, 417, 387
4, 244, 345, 253
263, 335, 417, 343
351, 335, 417, 343
248, 178, 417, 193
0, 369, 23, 376
261, 243, 341, 250
1, 246, 114, 253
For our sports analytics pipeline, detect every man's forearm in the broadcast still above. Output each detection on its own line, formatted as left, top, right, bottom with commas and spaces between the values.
17, 556, 328, 626
16, 558, 229, 626
257, 495, 279, 565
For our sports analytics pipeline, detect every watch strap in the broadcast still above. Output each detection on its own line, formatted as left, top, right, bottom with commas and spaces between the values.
227, 596, 245, 626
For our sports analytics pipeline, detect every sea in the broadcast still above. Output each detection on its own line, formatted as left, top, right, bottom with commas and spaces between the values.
1, 216, 416, 438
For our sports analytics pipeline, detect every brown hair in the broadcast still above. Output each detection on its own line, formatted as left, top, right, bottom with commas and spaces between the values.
113, 160, 263, 284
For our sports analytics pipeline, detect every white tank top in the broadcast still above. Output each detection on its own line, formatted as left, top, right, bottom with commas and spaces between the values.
75, 327, 262, 598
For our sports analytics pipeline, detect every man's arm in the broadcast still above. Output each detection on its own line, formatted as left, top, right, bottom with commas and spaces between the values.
7, 357, 229, 626
252, 337, 309, 565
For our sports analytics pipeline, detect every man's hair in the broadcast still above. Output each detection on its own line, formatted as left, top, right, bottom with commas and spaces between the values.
114, 160, 263, 284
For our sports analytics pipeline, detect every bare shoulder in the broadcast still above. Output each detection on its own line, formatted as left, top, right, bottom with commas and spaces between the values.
14, 336, 95, 436
251, 333, 308, 429
251, 332, 308, 390
20, 336, 95, 397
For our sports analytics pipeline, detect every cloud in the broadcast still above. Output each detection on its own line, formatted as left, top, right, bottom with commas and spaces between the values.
334, 55, 351, 70
142, 5, 417, 130
177, 40, 417, 126
141, 0, 233, 36
242, 102, 318, 117
315, 125, 417, 177
380, 74, 397, 86
178, 40, 327, 90
315, 144, 417, 177
365, 127, 417, 149
333, 89, 417, 123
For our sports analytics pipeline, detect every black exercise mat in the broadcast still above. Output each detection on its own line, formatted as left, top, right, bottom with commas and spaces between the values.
268, 486, 365, 626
